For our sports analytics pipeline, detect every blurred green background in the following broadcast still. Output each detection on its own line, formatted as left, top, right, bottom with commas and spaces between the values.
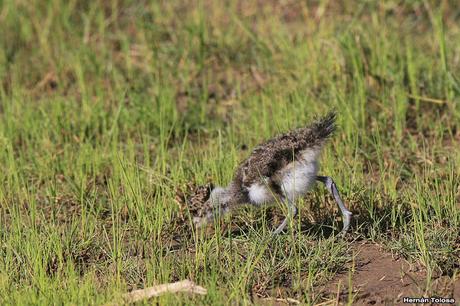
0, 1, 459, 304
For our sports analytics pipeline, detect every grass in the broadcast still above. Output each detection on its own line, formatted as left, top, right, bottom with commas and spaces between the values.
0, 0, 459, 304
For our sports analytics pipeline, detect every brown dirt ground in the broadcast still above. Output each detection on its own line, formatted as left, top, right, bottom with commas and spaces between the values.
319, 242, 460, 305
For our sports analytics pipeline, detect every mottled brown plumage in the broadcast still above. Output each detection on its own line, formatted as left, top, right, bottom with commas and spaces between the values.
187, 183, 214, 217
233, 111, 336, 195
175, 182, 214, 219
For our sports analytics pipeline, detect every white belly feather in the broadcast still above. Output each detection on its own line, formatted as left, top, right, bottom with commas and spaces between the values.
247, 183, 271, 205
247, 149, 320, 204
281, 149, 319, 201
281, 159, 318, 201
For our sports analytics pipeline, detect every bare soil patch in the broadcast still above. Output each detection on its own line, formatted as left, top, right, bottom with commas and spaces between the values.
320, 242, 460, 305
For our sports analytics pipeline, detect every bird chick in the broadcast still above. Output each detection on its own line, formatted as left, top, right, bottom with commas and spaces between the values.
187, 112, 352, 234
